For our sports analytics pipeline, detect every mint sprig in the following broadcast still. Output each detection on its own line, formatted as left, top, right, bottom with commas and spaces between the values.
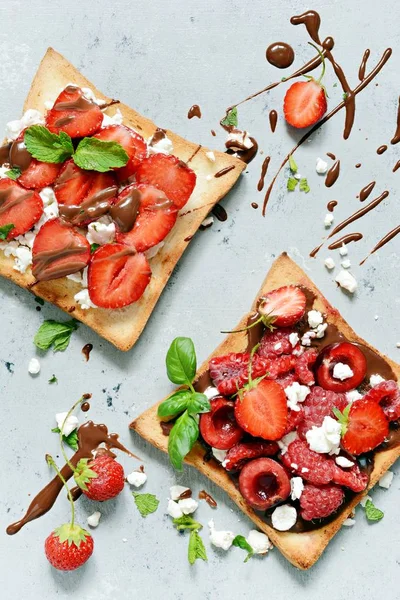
34, 319, 78, 352
171, 515, 207, 565
133, 492, 160, 517
232, 535, 254, 563
364, 499, 384, 522
221, 106, 238, 128
158, 337, 211, 470
24, 125, 128, 173
287, 177, 298, 191
0, 223, 14, 240
5, 167, 21, 181
299, 178, 310, 193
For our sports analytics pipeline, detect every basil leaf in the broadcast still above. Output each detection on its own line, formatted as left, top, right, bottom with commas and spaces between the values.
188, 530, 207, 565
173, 515, 203, 531
51, 426, 78, 451
0, 223, 14, 240
365, 499, 384, 522
187, 392, 210, 416
232, 535, 254, 562
24, 125, 73, 163
288, 154, 298, 173
90, 243, 100, 253
5, 167, 21, 181
168, 410, 199, 470
74, 138, 129, 172
157, 389, 192, 418
287, 177, 298, 191
34, 319, 78, 352
299, 178, 310, 193
132, 492, 160, 517
221, 106, 238, 128
166, 337, 197, 385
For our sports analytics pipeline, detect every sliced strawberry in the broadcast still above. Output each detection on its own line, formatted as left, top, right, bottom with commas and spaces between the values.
199, 397, 243, 450
32, 218, 90, 281
341, 398, 389, 455
258, 286, 306, 327
363, 380, 400, 421
93, 125, 147, 181
315, 342, 367, 392
0, 179, 43, 239
235, 379, 288, 441
11, 132, 61, 190
46, 85, 103, 137
54, 160, 117, 226
283, 80, 327, 129
224, 440, 279, 471
209, 352, 250, 396
115, 184, 178, 251
88, 243, 151, 308
136, 154, 196, 209
238, 457, 291, 510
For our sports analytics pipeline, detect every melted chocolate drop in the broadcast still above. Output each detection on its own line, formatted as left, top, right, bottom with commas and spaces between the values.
325, 160, 340, 187
257, 156, 271, 192
359, 181, 376, 202
82, 343, 93, 362
360, 225, 400, 265
376, 144, 388, 155
198, 490, 217, 507
212, 204, 228, 221
81, 401, 90, 412
393, 159, 400, 173
327, 200, 338, 212
269, 110, 278, 132
214, 165, 235, 178
187, 105, 201, 119
266, 42, 295, 69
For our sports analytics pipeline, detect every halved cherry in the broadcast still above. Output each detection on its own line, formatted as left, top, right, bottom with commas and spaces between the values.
235, 379, 288, 441
88, 243, 151, 309
239, 457, 291, 510
46, 85, 103, 137
363, 380, 400, 421
315, 342, 367, 392
0, 179, 43, 239
93, 125, 147, 181
199, 397, 244, 450
258, 285, 306, 327
32, 218, 90, 281
224, 440, 279, 472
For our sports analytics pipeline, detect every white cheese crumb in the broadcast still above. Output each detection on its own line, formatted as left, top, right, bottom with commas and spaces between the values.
127, 471, 147, 488
148, 135, 174, 155
346, 390, 363, 403
285, 382, 310, 412
6, 109, 44, 141
379, 471, 394, 489
102, 108, 124, 126
87, 511, 101, 528
396, 342, 400, 348
335, 270, 357, 293
315, 323, 328, 339
169, 485, 190, 501
271, 505, 297, 531
291, 463, 298, 470
167, 499, 183, 519
206, 174, 213, 181
203, 386, 219, 400
67, 267, 88, 288
316, 157, 328, 174
74, 289, 97, 310
301, 467, 309, 473
301, 331, 316, 346
374, 315, 379, 321
335, 456, 354, 468
55, 412, 79, 437
277, 431, 298, 455
208, 519, 235, 551
339, 244, 348, 256
294, 172, 302, 180
370, 374, 385, 387
343, 518, 356, 527
308, 310, 323, 329
145, 241, 164, 259
212, 448, 228, 463
226, 130, 253, 151
205, 151, 216, 162
341, 259, 351, 269
178, 498, 198, 515
122, 538, 128, 543
28, 357, 40, 375
13, 246, 32, 273
325, 257, 335, 270
246, 530, 272, 554
289, 332, 299, 347
306, 416, 341, 455
324, 213, 334, 227
290, 477, 304, 500
333, 362, 354, 381
86, 219, 116, 245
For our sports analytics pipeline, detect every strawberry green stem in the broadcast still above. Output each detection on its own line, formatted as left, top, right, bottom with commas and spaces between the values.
59, 395, 85, 473
46, 454, 75, 527
221, 315, 263, 335
308, 42, 326, 83
247, 343, 260, 387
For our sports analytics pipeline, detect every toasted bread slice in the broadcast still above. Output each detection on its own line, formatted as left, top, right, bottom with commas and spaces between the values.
130, 253, 400, 569
0, 48, 245, 350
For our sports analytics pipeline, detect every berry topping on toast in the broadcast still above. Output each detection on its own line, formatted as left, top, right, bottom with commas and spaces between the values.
0, 179, 43, 239
46, 85, 103, 138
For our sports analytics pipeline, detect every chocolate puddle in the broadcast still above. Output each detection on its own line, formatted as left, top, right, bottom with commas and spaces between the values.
32, 242, 88, 282
59, 185, 118, 225
212, 204, 228, 221
266, 42, 295, 69
109, 188, 140, 232
7, 421, 137, 535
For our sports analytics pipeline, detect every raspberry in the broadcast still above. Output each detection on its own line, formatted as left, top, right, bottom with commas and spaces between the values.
332, 461, 368, 492
300, 483, 345, 521
297, 386, 348, 439
265, 355, 296, 379
364, 380, 400, 421
209, 353, 249, 395
224, 440, 279, 471
295, 349, 318, 386
281, 439, 335, 484
258, 328, 294, 358
283, 407, 304, 435
276, 372, 299, 389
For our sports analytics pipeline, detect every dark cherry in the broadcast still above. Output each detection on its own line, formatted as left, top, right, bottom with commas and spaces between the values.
238, 457, 291, 511
199, 397, 244, 450
315, 342, 367, 392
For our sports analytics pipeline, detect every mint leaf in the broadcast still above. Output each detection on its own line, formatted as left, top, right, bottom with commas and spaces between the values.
187, 392, 210, 416
132, 492, 159, 517
299, 178, 310, 193
288, 154, 298, 173
5, 167, 21, 181
173, 515, 203, 531
90, 243, 100, 253
287, 177, 298, 191
168, 410, 199, 470
74, 138, 128, 172
221, 106, 238, 128
188, 530, 207, 565
0, 223, 14, 240
232, 535, 254, 562
34, 319, 78, 352
157, 389, 193, 418
166, 337, 197, 385
365, 499, 384, 522
24, 125, 73, 163
48, 374, 58, 384
51, 426, 78, 451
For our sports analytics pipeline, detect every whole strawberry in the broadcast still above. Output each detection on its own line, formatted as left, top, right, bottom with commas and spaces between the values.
45, 523, 94, 571
75, 454, 125, 501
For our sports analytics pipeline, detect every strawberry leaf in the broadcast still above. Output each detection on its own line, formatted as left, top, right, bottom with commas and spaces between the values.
333, 404, 351, 436
53, 523, 91, 547
74, 458, 98, 491
299, 178, 310, 193
288, 154, 298, 174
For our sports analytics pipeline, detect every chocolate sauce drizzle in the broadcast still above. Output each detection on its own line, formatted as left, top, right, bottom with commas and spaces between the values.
360, 225, 400, 265
328, 232, 363, 249
391, 96, 400, 144
358, 49, 370, 81
359, 181, 376, 202
325, 160, 340, 187
257, 156, 271, 192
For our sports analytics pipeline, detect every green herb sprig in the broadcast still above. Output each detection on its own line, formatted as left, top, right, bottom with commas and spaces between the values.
34, 319, 78, 352
172, 515, 207, 565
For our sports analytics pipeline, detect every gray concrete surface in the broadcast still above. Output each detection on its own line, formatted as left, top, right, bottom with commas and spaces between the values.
0, 0, 399, 598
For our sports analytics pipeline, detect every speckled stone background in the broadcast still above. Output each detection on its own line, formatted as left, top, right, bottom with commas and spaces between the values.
1, 0, 399, 598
